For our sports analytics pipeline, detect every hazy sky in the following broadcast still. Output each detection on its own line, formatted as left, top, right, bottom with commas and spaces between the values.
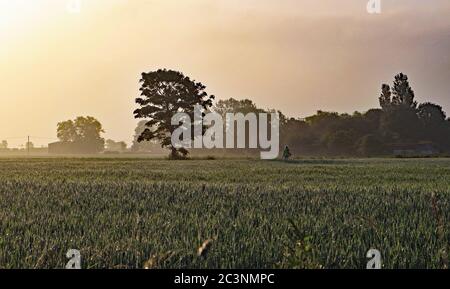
1, 0, 449, 147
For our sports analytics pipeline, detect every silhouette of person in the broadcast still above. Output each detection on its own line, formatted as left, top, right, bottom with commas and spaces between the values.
282, 145, 292, 160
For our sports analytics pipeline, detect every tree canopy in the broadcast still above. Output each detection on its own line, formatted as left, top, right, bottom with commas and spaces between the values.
56, 116, 105, 154
133, 69, 215, 159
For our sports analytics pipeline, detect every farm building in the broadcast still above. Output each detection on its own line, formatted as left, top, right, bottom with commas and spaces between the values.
48, 141, 104, 154
48, 142, 77, 154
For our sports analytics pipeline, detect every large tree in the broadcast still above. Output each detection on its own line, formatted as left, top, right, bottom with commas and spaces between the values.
134, 69, 215, 159
57, 116, 105, 153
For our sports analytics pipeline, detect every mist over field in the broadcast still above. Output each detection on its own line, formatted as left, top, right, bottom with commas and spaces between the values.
1, 0, 450, 147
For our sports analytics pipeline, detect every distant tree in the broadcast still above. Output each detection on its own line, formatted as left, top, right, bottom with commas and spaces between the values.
379, 84, 392, 111
105, 139, 114, 150
73, 117, 104, 143
57, 120, 77, 142
58, 117, 104, 143
417, 102, 448, 144
417, 102, 446, 124
57, 116, 105, 153
214, 98, 264, 117
133, 69, 215, 159
131, 120, 166, 153
305, 111, 340, 128
212, 98, 268, 152
379, 73, 417, 110
0, 140, 7, 149
105, 139, 127, 152
119, 141, 127, 151
379, 73, 420, 141
391, 73, 417, 109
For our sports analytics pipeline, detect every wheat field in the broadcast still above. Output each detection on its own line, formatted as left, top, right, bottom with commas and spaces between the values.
0, 158, 448, 269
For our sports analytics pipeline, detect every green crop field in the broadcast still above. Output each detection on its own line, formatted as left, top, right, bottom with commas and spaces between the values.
0, 157, 448, 269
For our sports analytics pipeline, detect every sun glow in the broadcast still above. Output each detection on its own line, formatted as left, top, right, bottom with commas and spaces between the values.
0, 0, 41, 33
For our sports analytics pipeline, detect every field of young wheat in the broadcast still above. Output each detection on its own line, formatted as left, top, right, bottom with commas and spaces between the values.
0, 157, 448, 269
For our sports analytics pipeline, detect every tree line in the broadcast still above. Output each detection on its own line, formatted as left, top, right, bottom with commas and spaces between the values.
133, 70, 449, 157
278, 73, 450, 156
50, 70, 449, 157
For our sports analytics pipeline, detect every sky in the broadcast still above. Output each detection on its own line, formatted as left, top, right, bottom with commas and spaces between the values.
0, 0, 449, 147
